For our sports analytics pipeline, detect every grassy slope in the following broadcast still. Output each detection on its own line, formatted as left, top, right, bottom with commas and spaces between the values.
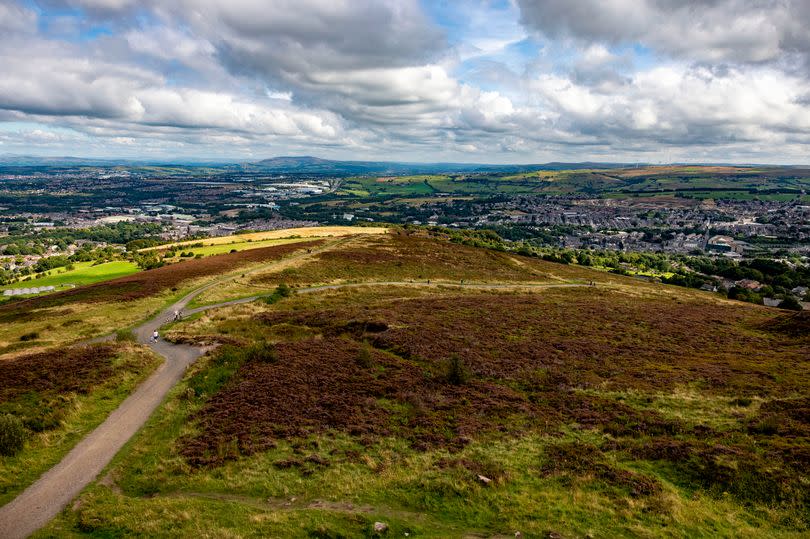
165, 237, 304, 258
0, 261, 140, 293
36, 232, 809, 538
0, 238, 354, 510
1, 228, 381, 302
0, 238, 330, 353
140, 226, 389, 252
335, 166, 810, 201
0, 344, 161, 506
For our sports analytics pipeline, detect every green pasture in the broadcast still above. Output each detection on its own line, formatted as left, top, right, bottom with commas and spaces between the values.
165, 237, 307, 258
1, 261, 140, 293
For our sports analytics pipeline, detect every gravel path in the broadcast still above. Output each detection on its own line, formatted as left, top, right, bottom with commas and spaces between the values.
0, 270, 587, 538
0, 291, 206, 539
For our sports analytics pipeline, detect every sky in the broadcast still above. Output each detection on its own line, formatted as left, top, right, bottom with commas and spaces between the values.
0, 0, 809, 164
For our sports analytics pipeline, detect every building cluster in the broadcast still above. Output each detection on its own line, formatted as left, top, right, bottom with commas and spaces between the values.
406, 196, 809, 256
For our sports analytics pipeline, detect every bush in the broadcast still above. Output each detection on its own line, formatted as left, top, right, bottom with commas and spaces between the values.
243, 342, 277, 363
0, 414, 26, 456
444, 354, 469, 385
356, 342, 374, 368
265, 283, 293, 305
116, 329, 136, 342
275, 283, 292, 298
778, 296, 803, 311
20, 331, 39, 342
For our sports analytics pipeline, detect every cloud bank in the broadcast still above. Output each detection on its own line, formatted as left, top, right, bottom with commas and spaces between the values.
0, 0, 807, 163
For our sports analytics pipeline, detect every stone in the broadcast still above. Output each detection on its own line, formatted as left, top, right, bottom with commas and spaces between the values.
477, 474, 493, 485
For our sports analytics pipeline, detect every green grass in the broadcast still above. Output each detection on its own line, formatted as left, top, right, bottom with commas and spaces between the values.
10, 232, 810, 537
38, 384, 794, 538
331, 166, 810, 202
0, 346, 160, 506
1, 261, 140, 293
167, 237, 304, 258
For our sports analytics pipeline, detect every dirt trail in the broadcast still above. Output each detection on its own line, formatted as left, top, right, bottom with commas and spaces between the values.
0, 238, 587, 538
0, 238, 348, 539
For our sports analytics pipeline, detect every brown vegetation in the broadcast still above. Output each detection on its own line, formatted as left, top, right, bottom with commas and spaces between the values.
0, 343, 124, 432
253, 231, 562, 285
0, 344, 120, 402
259, 288, 809, 395
0, 240, 323, 312
180, 337, 536, 466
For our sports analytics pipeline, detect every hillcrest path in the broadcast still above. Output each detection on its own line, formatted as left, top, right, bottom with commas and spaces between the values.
0, 257, 587, 538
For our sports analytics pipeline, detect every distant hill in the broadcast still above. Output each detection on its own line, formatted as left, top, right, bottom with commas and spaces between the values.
0, 154, 124, 167
0, 153, 628, 172
252, 156, 630, 175
0, 155, 231, 167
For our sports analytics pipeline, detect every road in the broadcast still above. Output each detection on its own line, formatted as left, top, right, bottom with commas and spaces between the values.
0, 273, 587, 538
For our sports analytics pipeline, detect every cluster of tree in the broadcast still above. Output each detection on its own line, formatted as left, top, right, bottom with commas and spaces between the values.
681, 256, 809, 291
1, 222, 164, 257
130, 252, 166, 271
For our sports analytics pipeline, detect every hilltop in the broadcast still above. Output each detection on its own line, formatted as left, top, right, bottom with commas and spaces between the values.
0, 227, 807, 537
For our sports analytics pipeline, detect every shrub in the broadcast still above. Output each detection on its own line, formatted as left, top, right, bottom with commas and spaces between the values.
444, 354, 469, 385
275, 283, 292, 298
0, 414, 26, 456
730, 396, 753, 407
265, 283, 293, 305
116, 329, 136, 342
778, 296, 803, 311
244, 342, 277, 363
356, 342, 374, 368
19, 331, 39, 342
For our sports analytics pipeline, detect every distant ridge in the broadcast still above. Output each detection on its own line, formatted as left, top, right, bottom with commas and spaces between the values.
252, 156, 630, 175
0, 153, 641, 173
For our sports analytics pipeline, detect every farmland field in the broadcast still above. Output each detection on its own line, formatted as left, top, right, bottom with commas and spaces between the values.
330, 166, 810, 202
163, 237, 306, 258
141, 225, 389, 253
27, 230, 809, 538
0, 261, 139, 294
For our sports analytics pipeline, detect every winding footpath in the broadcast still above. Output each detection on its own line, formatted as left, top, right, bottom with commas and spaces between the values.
0, 272, 587, 538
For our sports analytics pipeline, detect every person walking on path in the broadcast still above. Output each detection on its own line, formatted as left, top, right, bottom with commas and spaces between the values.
151, 330, 159, 343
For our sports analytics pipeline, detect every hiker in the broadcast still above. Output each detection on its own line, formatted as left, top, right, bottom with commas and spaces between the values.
151, 330, 159, 343
173, 309, 181, 321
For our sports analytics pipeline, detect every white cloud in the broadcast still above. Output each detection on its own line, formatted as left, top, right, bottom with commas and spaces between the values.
0, 0, 808, 162
517, 0, 810, 67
